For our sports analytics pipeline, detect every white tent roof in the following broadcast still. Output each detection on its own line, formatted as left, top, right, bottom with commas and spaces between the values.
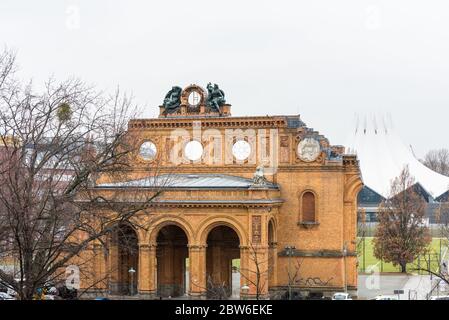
346, 114, 449, 199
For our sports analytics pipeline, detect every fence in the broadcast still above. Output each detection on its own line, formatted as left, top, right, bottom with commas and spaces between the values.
359, 222, 447, 238
426, 278, 449, 299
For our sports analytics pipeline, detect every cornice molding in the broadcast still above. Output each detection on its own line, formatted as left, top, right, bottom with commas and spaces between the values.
76, 199, 284, 209
117, 164, 355, 174
128, 116, 289, 130
148, 201, 283, 209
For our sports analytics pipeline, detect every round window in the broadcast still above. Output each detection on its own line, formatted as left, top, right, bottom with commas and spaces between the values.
188, 90, 201, 106
185, 140, 203, 161
139, 141, 157, 161
232, 140, 251, 161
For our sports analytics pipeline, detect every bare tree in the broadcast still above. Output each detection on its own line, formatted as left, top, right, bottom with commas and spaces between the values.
0, 47, 16, 93
373, 165, 431, 273
205, 275, 229, 300
0, 49, 164, 299
237, 242, 272, 300
413, 203, 449, 287
421, 149, 449, 177
188, 274, 230, 300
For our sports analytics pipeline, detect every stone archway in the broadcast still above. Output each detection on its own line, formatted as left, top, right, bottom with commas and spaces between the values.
109, 223, 139, 295
156, 225, 189, 297
205, 225, 241, 298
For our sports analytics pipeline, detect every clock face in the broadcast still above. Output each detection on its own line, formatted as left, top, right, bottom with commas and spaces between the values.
297, 138, 321, 162
188, 90, 201, 106
139, 141, 157, 161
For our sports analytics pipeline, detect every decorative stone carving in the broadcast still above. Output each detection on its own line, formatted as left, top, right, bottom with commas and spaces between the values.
180, 84, 206, 107
280, 136, 290, 163
280, 136, 289, 147
252, 165, 268, 186
252, 216, 262, 243
297, 137, 321, 162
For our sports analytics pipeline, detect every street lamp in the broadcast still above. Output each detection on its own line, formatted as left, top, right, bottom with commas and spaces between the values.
285, 246, 296, 300
129, 267, 136, 296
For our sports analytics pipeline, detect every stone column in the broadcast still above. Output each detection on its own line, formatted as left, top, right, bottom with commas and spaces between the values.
188, 244, 207, 298
92, 243, 107, 294
258, 246, 270, 299
138, 243, 157, 298
108, 238, 119, 294
268, 242, 278, 289
239, 245, 249, 298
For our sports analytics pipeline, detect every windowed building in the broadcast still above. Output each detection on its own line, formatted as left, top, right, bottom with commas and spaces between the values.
77, 84, 362, 299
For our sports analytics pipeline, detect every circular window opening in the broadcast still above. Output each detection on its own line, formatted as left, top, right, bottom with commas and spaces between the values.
188, 90, 201, 106
232, 140, 251, 161
185, 140, 203, 161
139, 141, 157, 161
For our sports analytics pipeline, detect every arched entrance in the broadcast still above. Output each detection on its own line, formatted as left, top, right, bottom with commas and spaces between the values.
156, 225, 189, 297
206, 225, 240, 298
109, 223, 139, 295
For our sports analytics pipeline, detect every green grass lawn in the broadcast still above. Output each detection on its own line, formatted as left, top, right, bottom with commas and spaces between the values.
357, 237, 448, 274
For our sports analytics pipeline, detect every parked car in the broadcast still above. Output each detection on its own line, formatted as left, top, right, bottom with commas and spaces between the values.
7, 288, 17, 297
332, 292, 352, 300
46, 286, 58, 295
308, 292, 326, 300
0, 292, 15, 300
0, 284, 18, 297
430, 295, 449, 300
373, 295, 399, 300
280, 290, 306, 300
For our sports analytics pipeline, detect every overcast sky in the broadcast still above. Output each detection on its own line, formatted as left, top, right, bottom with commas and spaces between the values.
1, 0, 448, 157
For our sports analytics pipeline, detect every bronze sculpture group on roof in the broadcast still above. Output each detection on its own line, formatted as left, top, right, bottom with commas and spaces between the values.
162, 83, 226, 115
163, 86, 183, 113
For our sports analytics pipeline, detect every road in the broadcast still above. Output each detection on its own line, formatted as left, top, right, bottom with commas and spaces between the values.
358, 274, 432, 300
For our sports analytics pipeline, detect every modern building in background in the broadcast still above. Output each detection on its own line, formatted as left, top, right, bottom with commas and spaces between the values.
347, 116, 449, 225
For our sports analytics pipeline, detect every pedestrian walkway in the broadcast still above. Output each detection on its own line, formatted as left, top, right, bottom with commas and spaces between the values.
358, 274, 432, 300
401, 275, 431, 300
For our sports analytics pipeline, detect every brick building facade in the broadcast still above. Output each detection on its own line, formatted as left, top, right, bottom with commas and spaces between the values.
78, 84, 362, 299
